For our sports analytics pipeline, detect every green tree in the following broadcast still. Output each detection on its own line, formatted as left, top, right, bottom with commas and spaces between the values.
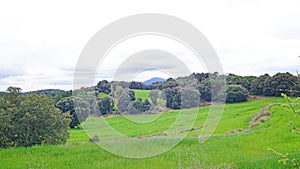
268, 72, 300, 97
96, 80, 111, 94
250, 73, 300, 97
181, 87, 200, 108
149, 90, 159, 105
198, 82, 211, 101
0, 89, 70, 148
97, 97, 114, 115
6, 86, 22, 93
143, 98, 151, 111
163, 87, 181, 109
226, 74, 257, 91
127, 98, 144, 114
224, 85, 248, 103
162, 78, 178, 89
127, 98, 152, 114
117, 88, 135, 112
250, 74, 271, 95
198, 78, 225, 102
56, 96, 90, 128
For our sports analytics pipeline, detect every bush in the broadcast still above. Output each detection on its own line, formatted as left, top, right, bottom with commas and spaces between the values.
225, 85, 249, 103
0, 90, 70, 148
89, 135, 100, 142
127, 98, 151, 114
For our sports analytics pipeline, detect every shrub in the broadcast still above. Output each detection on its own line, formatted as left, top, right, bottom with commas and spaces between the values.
0, 89, 70, 148
89, 135, 100, 142
225, 85, 248, 103
127, 98, 151, 114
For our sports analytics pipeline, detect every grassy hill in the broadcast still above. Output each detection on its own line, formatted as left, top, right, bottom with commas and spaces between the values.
1, 97, 300, 168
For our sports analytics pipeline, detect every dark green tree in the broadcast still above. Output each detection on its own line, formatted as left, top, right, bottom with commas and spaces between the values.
181, 87, 200, 108
224, 85, 248, 103
129, 81, 149, 90
198, 82, 211, 102
198, 78, 225, 102
0, 89, 70, 148
250, 73, 300, 97
142, 98, 151, 111
56, 96, 90, 128
96, 80, 111, 94
127, 98, 143, 114
149, 90, 159, 105
171, 92, 181, 109
226, 74, 256, 91
117, 88, 135, 112
268, 72, 300, 96
97, 97, 114, 115
250, 74, 271, 95
6, 86, 22, 93
127, 98, 152, 114
161, 78, 178, 89
164, 87, 181, 109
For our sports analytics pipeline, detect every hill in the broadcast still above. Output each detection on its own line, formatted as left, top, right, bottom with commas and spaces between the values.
143, 77, 165, 85
28, 89, 65, 96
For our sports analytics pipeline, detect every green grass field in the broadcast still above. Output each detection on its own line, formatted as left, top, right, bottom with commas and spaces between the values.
1, 97, 300, 168
134, 89, 165, 104
134, 89, 150, 100
99, 92, 109, 98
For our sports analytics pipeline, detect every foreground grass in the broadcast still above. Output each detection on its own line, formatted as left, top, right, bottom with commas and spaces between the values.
1, 97, 300, 168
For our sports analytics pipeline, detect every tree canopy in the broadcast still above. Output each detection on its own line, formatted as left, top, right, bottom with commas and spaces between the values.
0, 88, 70, 148
56, 96, 89, 128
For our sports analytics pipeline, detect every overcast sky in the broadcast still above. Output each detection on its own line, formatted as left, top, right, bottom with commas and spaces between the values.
1, 0, 300, 91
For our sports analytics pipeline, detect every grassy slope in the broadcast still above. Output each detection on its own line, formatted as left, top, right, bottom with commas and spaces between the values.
134, 89, 150, 100
134, 89, 164, 104
1, 97, 300, 168
99, 92, 109, 98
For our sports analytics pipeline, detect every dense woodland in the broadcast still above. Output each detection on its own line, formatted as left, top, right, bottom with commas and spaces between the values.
0, 72, 300, 148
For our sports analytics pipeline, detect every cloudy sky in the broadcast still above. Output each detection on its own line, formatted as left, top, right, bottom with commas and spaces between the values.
0, 0, 300, 91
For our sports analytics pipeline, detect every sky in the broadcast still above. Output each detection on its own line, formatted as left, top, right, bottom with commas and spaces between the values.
0, 0, 300, 91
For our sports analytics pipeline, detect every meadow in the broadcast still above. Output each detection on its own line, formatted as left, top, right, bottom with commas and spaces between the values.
0, 97, 299, 168
134, 89, 150, 100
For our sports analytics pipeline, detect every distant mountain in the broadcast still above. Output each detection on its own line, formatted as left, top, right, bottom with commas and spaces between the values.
28, 89, 65, 97
143, 77, 166, 85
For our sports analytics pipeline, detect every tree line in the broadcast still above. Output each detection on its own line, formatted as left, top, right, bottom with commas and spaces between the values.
1, 71, 299, 148
100, 72, 300, 109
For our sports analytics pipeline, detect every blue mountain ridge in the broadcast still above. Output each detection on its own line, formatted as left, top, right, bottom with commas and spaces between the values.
143, 77, 166, 85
